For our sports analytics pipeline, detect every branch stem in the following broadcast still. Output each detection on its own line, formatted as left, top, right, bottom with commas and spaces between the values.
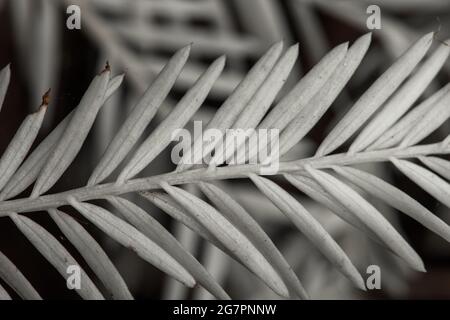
0, 142, 448, 215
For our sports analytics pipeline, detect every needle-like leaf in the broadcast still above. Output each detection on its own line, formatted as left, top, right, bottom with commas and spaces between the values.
9, 213, 105, 300
260, 41, 348, 130
0, 64, 10, 112
369, 83, 450, 150
118, 55, 225, 182
332, 165, 450, 241
140, 191, 224, 249
0, 250, 41, 300
228, 44, 299, 130
0, 284, 11, 300
400, 88, 450, 148
209, 44, 298, 167
176, 41, 284, 172
279, 33, 371, 155
48, 209, 133, 300
105, 196, 230, 300
68, 197, 196, 288
198, 181, 309, 299
350, 42, 450, 152
31, 68, 110, 197
419, 156, 450, 180
248, 173, 365, 290
161, 182, 289, 298
0, 98, 47, 192
316, 32, 433, 156
104, 74, 124, 99
284, 173, 376, 238
244, 41, 350, 163
391, 158, 450, 208
305, 166, 425, 272
88, 46, 190, 185
0, 78, 123, 200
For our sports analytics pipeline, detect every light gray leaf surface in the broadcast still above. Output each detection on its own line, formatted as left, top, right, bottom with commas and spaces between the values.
316, 32, 433, 156
31, 68, 110, 197
259, 41, 348, 131
279, 33, 371, 155
0, 102, 47, 192
68, 197, 196, 288
391, 158, 450, 208
88, 46, 190, 185
161, 182, 290, 298
0, 64, 10, 112
176, 41, 284, 172
48, 209, 133, 300
284, 173, 377, 238
0, 77, 123, 200
332, 165, 450, 241
227, 44, 299, 131
369, 83, 450, 150
305, 166, 425, 272
9, 213, 105, 300
140, 191, 224, 249
0, 284, 11, 300
444, 135, 450, 146
245, 41, 350, 163
210, 44, 299, 167
400, 88, 450, 148
350, 42, 450, 152
419, 156, 450, 180
105, 196, 230, 300
104, 74, 124, 99
0, 250, 41, 300
198, 181, 309, 299
248, 173, 365, 290
118, 56, 225, 182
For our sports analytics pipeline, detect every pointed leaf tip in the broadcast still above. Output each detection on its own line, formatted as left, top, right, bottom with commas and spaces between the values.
102, 61, 111, 74
317, 32, 433, 156
305, 165, 425, 272
68, 196, 196, 288
161, 182, 290, 298
333, 165, 450, 243
49, 209, 133, 300
42, 88, 51, 106
10, 213, 105, 299
117, 54, 226, 182
106, 195, 230, 300
249, 173, 365, 291
272, 40, 284, 51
